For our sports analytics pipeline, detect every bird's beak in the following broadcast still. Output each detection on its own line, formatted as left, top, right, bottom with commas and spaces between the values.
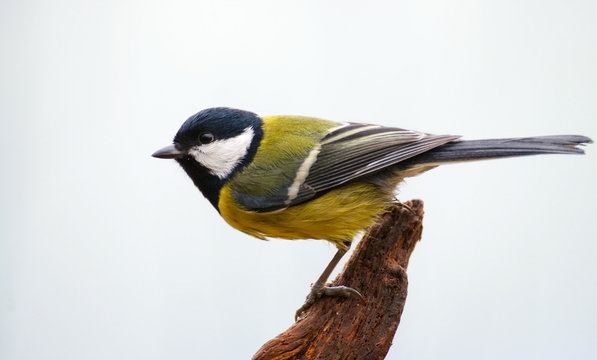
152, 144, 184, 159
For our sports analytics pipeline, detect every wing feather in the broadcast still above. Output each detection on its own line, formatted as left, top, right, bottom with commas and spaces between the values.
231, 120, 459, 212
286, 124, 459, 206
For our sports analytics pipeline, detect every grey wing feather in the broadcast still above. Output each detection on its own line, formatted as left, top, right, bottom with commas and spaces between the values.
287, 124, 459, 206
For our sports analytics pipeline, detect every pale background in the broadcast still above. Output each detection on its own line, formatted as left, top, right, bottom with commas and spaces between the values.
1, 1, 596, 359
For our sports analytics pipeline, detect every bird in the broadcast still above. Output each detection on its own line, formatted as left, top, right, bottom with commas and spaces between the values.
152, 107, 591, 319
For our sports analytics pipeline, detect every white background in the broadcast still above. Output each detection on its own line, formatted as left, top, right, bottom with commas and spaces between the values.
1, 1, 596, 359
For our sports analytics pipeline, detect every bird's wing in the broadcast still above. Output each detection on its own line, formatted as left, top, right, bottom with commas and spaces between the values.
287, 123, 459, 206
231, 121, 459, 212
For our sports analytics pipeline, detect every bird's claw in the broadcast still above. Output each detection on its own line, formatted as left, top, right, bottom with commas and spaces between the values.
322, 285, 364, 300
395, 200, 418, 216
295, 285, 364, 321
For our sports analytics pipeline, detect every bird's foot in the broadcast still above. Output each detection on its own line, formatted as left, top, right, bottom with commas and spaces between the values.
395, 200, 418, 216
295, 284, 364, 321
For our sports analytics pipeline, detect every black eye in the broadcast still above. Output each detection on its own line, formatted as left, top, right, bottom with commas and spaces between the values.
199, 132, 214, 144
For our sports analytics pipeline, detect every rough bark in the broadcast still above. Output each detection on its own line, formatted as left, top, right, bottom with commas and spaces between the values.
253, 199, 424, 360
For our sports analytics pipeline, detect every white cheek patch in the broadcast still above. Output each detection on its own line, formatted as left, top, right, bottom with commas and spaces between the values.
188, 127, 255, 179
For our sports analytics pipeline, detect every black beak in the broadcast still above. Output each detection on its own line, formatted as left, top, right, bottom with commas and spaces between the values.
152, 144, 184, 159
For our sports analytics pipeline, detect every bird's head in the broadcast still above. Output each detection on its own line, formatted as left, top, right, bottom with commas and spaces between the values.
152, 107, 263, 209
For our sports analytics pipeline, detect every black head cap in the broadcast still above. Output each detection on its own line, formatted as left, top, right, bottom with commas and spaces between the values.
174, 107, 262, 150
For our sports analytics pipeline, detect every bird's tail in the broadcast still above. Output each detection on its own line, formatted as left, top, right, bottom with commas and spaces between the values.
398, 135, 591, 175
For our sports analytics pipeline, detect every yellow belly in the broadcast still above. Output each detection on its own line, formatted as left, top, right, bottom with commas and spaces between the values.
218, 182, 392, 250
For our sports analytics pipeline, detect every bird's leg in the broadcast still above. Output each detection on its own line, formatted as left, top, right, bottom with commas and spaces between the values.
295, 247, 364, 320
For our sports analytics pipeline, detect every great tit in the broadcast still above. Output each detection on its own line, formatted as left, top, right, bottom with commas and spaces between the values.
153, 107, 591, 319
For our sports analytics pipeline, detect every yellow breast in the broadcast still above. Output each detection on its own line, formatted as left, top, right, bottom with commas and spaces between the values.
218, 181, 392, 250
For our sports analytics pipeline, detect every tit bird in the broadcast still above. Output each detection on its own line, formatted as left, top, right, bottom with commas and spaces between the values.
153, 107, 591, 319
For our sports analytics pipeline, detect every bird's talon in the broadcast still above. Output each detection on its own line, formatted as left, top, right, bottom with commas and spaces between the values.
321, 285, 363, 300
396, 201, 418, 216
295, 285, 363, 321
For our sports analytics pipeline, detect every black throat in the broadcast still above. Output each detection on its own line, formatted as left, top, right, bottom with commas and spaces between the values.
176, 157, 226, 211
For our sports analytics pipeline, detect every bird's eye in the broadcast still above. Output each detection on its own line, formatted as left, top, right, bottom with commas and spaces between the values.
199, 132, 215, 144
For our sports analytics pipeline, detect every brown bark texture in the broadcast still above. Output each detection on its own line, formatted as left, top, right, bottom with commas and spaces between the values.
253, 199, 424, 360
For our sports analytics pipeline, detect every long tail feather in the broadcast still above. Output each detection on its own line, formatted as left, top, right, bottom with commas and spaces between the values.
410, 135, 591, 164
392, 135, 591, 178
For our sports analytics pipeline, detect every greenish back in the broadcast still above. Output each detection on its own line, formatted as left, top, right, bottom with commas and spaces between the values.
228, 115, 337, 211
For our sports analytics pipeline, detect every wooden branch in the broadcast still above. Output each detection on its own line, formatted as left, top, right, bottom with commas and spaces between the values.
253, 200, 424, 360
